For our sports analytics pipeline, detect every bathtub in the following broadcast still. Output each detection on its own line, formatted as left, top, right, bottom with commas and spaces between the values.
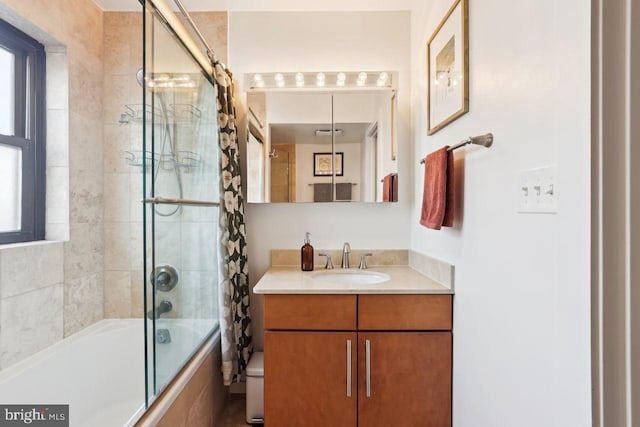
0, 318, 219, 427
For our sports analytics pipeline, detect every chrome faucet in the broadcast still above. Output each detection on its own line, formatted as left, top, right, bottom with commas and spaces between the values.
341, 242, 351, 269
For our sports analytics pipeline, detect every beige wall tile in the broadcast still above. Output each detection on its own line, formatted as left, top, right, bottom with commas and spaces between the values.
105, 222, 131, 270
103, 19, 132, 76
154, 222, 182, 267
105, 271, 132, 318
0, 0, 108, 368
60, 0, 103, 62
129, 172, 145, 223
46, 50, 69, 111
65, 223, 104, 280
104, 124, 131, 173
69, 168, 104, 224
104, 173, 131, 222
46, 223, 69, 242
0, 1, 65, 44
0, 284, 64, 369
190, 12, 228, 64
68, 112, 104, 174
0, 242, 64, 298
46, 166, 70, 225
68, 61, 103, 125
181, 223, 216, 271
130, 270, 150, 318
103, 74, 130, 126
63, 272, 104, 337
46, 109, 70, 167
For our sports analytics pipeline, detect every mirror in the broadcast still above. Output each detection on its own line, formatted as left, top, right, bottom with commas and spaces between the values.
246, 89, 398, 203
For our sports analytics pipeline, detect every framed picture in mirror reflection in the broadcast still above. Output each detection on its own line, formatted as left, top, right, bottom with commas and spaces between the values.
314, 152, 344, 176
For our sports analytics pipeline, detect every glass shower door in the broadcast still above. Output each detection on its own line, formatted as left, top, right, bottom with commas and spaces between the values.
142, 5, 220, 404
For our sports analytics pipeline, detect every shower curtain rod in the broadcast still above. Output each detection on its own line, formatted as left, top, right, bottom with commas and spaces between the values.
171, 0, 232, 77
146, 0, 232, 78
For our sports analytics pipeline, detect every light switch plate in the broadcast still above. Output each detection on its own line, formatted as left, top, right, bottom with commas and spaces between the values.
517, 166, 557, 214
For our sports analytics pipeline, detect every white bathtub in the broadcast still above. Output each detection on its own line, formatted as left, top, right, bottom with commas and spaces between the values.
0, 318, 219, 427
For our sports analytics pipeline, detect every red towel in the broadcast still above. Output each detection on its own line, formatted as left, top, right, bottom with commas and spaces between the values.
391, 173, 398, 202
420, 147, 455, 229
382, 174, 391, 202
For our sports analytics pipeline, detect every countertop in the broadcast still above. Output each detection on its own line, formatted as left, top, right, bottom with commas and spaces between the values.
253, 266, 454, 294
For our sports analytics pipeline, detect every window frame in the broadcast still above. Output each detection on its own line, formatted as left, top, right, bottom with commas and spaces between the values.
0, 19, 46, 245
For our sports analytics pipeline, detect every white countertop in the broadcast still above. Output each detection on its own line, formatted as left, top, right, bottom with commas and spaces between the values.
253, 266, 454, 294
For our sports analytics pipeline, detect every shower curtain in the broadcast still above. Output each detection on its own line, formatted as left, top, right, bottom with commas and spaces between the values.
214, 63, 253, 385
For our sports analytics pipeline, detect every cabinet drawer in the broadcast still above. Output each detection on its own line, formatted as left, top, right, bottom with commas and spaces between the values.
264, 294, 357, 330
358, 295, 452, 330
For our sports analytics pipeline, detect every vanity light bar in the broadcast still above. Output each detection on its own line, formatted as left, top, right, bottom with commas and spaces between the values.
246, 71, 393, 89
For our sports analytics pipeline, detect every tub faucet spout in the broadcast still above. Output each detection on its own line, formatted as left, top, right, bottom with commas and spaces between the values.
341, 242, 351, 269
147, 300, 173, 319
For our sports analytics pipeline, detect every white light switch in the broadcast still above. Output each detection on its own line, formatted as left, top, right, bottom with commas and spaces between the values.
517, 166, 558, 214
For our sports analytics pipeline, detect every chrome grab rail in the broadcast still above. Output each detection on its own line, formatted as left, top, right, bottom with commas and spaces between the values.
142, 197, 219, 207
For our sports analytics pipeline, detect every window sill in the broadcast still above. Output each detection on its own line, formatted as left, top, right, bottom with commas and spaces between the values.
0, 239, 64, 252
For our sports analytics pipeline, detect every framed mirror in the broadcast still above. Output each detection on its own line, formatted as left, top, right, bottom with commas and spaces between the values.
246, 85, 398, 203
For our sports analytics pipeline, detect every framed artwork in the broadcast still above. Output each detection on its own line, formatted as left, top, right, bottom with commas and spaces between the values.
427, 0, 469, 135
313, 152, 344, 176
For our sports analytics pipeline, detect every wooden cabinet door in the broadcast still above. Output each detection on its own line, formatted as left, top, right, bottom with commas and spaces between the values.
265, 331, 357, 427
358, 332, 452, 427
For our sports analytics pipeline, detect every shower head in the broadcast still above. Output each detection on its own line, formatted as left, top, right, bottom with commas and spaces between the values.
136, 68, 144, 87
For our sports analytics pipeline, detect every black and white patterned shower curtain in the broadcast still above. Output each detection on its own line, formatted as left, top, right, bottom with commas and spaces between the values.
214, 62, 253, 385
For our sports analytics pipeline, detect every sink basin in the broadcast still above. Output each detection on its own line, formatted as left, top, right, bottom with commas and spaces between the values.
312, 270, 390, 285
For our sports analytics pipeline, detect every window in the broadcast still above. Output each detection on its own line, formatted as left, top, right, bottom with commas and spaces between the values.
0, 19, 45, 244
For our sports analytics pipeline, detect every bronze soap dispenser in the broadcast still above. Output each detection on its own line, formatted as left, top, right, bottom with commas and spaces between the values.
301, 232, 314, 271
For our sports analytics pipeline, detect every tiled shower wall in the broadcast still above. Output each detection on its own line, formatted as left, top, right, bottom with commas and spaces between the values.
102, 12, 228, 319
0, 0, 104, 369
0, 5, 227, 370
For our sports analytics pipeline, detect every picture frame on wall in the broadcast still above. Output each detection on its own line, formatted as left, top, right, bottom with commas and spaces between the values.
427, 0, 469, 135
313, 152, 344, 176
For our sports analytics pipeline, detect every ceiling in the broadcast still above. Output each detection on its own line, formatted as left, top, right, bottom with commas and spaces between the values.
270, 123, 371, 145
93, 0, 413, 12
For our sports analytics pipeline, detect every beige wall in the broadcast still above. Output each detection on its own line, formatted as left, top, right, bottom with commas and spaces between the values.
409, 0, 591, 425
0, 0, 104, 369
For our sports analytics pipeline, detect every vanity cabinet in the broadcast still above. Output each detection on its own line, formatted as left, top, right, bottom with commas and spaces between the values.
263, 294, 452, 427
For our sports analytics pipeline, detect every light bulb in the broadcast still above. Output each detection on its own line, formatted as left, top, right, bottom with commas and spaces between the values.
274, 73, 284, 82
253, 74, 263, 83
256, 80, 265, 88
296, 81, 305, 87
337, 72, 346, 86
295, 72, 304, 83
277, 80, 285, 88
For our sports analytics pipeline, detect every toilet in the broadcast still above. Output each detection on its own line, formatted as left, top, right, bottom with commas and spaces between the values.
246, 352, 264, 424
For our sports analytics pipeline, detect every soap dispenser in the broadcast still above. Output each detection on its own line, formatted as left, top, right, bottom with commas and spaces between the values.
301, 232, 314, 271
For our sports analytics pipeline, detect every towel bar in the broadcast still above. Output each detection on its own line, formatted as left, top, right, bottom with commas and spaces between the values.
420, 133, 493, 164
